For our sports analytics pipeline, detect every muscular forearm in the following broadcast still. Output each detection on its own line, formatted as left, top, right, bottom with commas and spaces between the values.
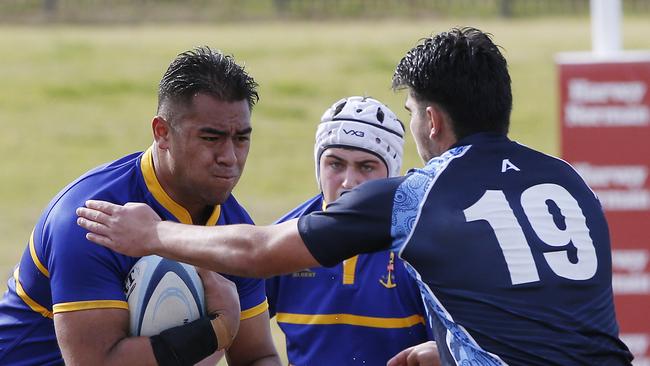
77, 201, 320, 277
61, 337, 156, 366
224, 312, 281, 366
55, 311, 157, 366
57, 306, 234, 366
103, 337, 157, 366
151, 219, 315, 278
150, 222, 269, 277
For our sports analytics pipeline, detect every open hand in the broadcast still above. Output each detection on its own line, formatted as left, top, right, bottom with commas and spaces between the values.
76, 200, 162, 257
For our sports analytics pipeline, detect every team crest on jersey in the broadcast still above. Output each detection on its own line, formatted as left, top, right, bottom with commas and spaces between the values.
379, 252, 397, 289
291, 269, 316, 278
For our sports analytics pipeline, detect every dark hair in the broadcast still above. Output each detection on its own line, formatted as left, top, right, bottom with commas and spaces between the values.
157, 46, 259, 125
392, 27, 512, 138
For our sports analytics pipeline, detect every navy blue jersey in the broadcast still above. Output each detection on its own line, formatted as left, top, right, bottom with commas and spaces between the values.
266, 194, 430, 365
299, 133, 633, 366
0, 147, 268, 365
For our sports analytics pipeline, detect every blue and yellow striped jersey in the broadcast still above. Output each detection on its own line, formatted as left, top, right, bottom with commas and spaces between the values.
0, 147, 267, 365
266, 194, 430, 366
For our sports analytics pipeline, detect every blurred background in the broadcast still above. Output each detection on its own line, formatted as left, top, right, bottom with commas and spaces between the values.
1, 0, 649, 364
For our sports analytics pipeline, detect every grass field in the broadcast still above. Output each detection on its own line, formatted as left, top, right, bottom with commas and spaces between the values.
1, 17, 648, 364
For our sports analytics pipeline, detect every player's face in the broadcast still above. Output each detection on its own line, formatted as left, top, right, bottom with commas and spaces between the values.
165, 94, 251, 208
319, 147, 388, 204
405, 93, 436, 162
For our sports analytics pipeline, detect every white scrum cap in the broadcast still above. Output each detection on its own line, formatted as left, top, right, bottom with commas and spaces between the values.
315, 96, 405, 183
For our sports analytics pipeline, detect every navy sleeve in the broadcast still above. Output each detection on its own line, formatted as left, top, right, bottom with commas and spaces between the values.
298, 176, 405, 267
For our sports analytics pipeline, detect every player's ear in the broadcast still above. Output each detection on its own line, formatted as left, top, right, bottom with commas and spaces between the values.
152, 116, 172, 149
425, 105, 443, 139
426, 105, 457, 147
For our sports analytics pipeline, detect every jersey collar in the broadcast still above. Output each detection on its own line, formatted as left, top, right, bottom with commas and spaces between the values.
450, 132, 509, 149
139, 146, 221, 225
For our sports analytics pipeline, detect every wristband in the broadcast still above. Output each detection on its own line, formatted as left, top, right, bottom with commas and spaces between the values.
150, 317, 218, 366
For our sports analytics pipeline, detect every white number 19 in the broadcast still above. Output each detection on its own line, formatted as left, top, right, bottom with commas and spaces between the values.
463, 183, 597, 285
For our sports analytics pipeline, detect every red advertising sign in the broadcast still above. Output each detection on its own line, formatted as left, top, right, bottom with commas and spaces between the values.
558, 52, 650, 366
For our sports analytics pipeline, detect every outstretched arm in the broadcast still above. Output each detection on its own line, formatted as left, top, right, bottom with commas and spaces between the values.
76, 200, 320, 278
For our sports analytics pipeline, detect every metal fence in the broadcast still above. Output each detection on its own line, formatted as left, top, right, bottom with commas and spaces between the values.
1, 0, 649, 23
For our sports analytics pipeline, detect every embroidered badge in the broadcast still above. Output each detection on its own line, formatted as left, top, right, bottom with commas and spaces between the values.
379, 252, 397, 288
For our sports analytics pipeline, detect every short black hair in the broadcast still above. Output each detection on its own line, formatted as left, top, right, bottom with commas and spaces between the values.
157, 46, 259, 125
392, 27, 512, 139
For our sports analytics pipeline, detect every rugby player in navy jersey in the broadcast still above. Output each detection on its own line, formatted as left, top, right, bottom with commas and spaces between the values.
0, 47, 281, 366
265, 96, 430, 365
78, 28, 634, 366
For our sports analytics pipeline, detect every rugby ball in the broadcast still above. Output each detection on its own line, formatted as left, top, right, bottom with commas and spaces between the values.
124, 255, 206, 336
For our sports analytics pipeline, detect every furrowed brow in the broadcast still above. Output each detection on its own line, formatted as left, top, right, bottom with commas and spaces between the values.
236, 127, 253, 135
199, 127, 228, 136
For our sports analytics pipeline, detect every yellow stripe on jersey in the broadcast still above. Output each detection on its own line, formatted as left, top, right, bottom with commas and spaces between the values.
140, 147, 221, 225
28, 230, 49, 278
276, 312, 425, 329
13, 267, 53, 319
324, 200, 360, 286
342, 255, 359, 285
241, 299, 269, 320
53, 300, 128, 314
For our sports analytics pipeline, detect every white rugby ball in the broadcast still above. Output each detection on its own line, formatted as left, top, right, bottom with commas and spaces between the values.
124, 255, 206, 336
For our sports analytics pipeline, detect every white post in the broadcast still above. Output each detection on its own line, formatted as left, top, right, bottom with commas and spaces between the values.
591, 0, 622, 56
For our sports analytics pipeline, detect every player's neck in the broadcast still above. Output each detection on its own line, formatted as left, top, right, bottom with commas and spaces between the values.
191, 206, 214, 226
151, 147, 212, 225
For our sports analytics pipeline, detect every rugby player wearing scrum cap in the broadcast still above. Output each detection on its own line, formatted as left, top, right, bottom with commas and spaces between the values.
265, 96, 431, 365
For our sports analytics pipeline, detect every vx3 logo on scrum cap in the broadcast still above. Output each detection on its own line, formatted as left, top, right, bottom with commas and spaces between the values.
343, 129, 365, 137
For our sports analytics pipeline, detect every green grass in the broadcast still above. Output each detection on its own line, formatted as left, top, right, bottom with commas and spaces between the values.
1, 18, 648, 364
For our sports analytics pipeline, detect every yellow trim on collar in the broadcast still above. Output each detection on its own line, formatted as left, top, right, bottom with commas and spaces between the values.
29, 230, 49, 278
205, 206, 221, 226
140, 146, 221, 225
241, 299, 269, 320
276, 312, 425, 329
13, 267, 53, 319
53, 300, 129, 314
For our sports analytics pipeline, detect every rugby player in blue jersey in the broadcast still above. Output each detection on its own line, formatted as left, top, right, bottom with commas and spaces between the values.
265, 96, 430, 365
0, 47, 281, 366
78, 28, 634, 366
